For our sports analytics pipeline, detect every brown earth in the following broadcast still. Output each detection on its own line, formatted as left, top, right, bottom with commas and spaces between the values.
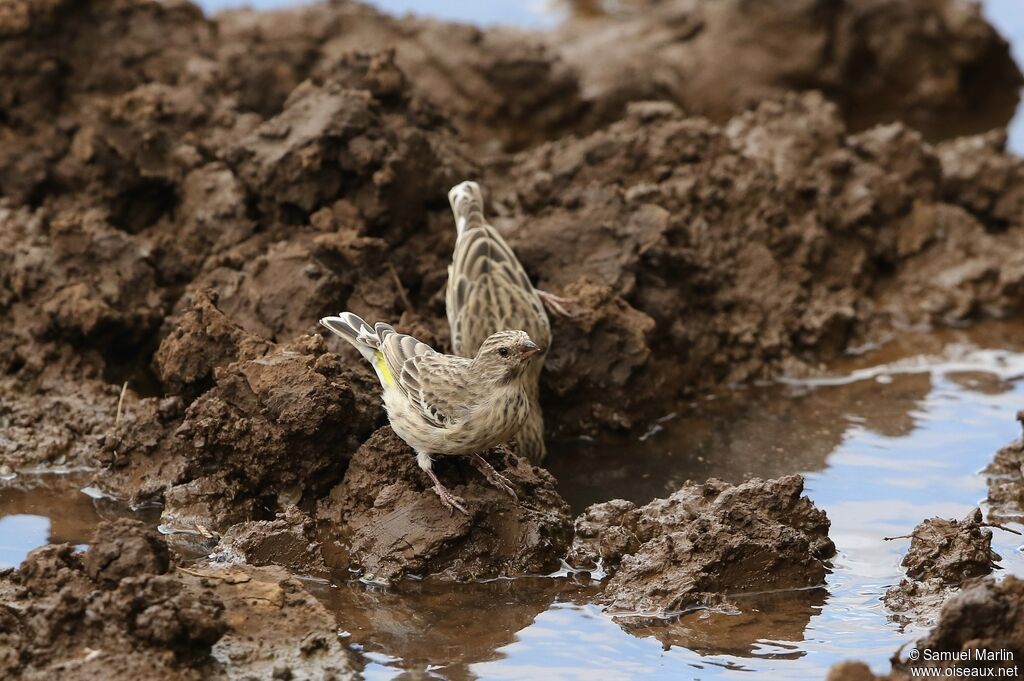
568, 474, 834, 646
1, 0, 1024, 676
316, 427, 573, 582
985, 411, 1024, 523
882, 508, 1003, 627
0, 517, 359, 680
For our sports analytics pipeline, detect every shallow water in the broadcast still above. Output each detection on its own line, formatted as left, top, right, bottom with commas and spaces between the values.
4, 321, 1024, 678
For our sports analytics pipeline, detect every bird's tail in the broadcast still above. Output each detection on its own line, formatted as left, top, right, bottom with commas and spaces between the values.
319, 312, 380, 363
448, 180, 486, 238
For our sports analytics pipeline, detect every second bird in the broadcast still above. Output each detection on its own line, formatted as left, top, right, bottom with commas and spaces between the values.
446, 181, 566, 463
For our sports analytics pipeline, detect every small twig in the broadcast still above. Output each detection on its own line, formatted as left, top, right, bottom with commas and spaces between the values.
176, 566, 216, 579
115, 381, 128, 425
387, 262, 413, 311
883, 534, 914, 541
982, 521, 1023, 536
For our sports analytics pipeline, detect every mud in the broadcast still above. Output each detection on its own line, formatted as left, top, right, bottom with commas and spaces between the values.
985, 411, 1024, 523
1, 0, 1024, 677
831, 576, 1024, 680
0, 518, 224, 680
0, 516, 358, 680
569, 475, 834, 617
552, 0, 1022, 143
882, 509, 1002, 627
316, 427, 573, 582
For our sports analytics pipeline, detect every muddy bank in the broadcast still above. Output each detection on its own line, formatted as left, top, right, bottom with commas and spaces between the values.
0, 517, 357, 680
882, 509, 1002, 627
492, 94, 1024, 430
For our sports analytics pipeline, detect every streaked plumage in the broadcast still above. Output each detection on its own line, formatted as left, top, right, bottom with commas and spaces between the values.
445, 181, 551, 462
319, 311, 541, 513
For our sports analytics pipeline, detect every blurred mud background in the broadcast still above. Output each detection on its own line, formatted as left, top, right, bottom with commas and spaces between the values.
2, 0, 1024, 679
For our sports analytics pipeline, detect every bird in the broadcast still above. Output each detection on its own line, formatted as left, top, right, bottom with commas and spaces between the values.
445, 180, 570, 463
319, 311, 543, 514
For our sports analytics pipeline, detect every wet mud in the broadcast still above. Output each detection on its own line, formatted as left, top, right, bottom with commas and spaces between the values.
569, 475, 834, 632
0, 518, 359, 680
882, 509, 1003, 627
985, 411, 1024, 523
316, 428, 573, 582
830, 576, 1024, 680
1, 0, 1024, 678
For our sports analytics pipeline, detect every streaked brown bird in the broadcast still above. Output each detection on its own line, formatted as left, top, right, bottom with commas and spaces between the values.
319, 312, 542, 514
445, 180, 569, 463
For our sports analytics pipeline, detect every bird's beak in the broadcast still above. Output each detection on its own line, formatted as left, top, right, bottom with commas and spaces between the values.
521, 340, 541, 357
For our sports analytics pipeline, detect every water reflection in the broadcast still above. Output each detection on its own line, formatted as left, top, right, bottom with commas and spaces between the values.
308, 577, 588, 679
0, 474, 100, 565
0, 473, 158, 566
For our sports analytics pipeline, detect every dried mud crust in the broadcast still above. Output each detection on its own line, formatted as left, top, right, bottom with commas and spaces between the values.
568, 475, 835, 616
882, 509, 1003, 627
316, 427, 574, 582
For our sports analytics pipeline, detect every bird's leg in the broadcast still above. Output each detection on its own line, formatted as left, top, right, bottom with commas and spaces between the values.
418, 452, 468, 515
471, 452, 518, 501
536, 288, 574, 318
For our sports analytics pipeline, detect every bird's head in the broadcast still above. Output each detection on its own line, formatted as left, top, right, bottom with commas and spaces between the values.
472, 329, 542, 384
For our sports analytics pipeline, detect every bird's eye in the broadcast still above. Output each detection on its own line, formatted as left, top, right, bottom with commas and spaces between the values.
497, 346, 510, 358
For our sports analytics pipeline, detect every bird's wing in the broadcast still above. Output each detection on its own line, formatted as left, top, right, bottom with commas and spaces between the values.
446, 223, 550, 356
376, 323, 470, 428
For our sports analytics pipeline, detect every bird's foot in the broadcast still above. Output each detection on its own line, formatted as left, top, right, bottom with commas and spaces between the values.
472, 453, 518, 501
433, 483, 469, 515
424, 468, 469, 515
536, 289, 574, 318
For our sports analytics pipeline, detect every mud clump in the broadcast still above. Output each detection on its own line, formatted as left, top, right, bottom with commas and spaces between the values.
901, 576, 1024, 673
569, 475, 835, 616
882, 509, 1002, 627
0, 519, 226, 680
0, 519, 359, 680
317, 427, 573, 581
217, 506, 328, 576
833, 576, 1024, 680
195, 563, 359, 680
985, 411, 1024, 523
107, 327, 380, 531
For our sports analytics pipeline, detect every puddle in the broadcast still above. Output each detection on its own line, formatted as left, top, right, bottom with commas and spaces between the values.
0, 473, 160, 568
3, 321, 1024, 678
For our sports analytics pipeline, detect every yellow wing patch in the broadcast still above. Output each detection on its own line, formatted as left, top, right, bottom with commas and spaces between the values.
374, 351, 396, 387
